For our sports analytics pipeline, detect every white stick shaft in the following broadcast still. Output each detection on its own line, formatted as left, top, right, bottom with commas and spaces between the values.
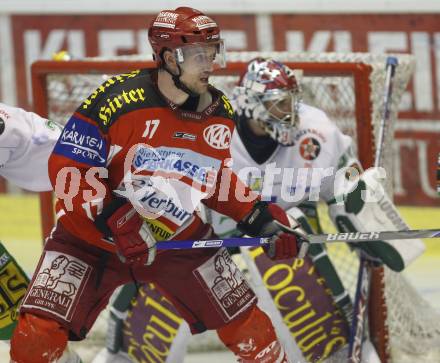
309, 228, 440, 244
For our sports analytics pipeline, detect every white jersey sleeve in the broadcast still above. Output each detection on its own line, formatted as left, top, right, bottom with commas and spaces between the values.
0, 103, 62, 191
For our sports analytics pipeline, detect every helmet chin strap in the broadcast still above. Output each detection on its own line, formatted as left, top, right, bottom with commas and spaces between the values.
165, 64, 199, 98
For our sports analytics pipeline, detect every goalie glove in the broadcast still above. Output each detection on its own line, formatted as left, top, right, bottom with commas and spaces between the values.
328, 168, 425, 271
237, 201, 309, 260
95, 199, 157, 266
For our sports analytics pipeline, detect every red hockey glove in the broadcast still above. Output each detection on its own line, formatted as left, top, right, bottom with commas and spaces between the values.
237, 202, 309, 260
95, 200, 156, 265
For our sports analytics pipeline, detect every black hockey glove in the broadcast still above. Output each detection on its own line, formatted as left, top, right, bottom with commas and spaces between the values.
237, 201, 309, 260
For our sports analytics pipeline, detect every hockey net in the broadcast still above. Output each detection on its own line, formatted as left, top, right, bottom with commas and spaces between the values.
31, 52, 440, 362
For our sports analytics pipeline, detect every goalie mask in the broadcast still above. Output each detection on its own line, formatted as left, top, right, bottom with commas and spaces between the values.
232, 58, 302, 146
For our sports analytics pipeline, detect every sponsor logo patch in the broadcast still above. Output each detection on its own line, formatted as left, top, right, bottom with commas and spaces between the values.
22, 251, 91, 321
118, 176, 193, 226
255, 341, 282, 361
98, 87, 146, 125
299, 137, 321, 160
54, 117, 107, 166
237, 338, 256, 354
153, 11, 179, 29
193, 249, 256, 321
81, 70, 140, 111
326, 231, 380, 241
192, 240, 223, 248
140, 189, 192, 224
173, 131, 197, 141
203, 124, 231, 150
145, 219, 174, 241
294, 128, 327, 143
133, 146, 220, 185
191, 15, 217, 30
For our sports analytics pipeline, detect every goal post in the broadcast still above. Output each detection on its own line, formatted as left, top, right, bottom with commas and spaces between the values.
31, 52, 440, 363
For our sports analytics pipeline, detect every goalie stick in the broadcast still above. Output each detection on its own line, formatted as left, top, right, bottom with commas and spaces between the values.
374, 57, 398, 170
348, 55, 399, 363
155, 227, 440, 250
348, 255, 372, 363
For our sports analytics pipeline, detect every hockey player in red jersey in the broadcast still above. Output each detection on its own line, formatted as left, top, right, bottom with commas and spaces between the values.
10, 8, 307, 363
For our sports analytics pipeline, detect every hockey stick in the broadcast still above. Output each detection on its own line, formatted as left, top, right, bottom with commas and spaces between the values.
348, 56, 399, 363
155, 227, 440, 250
348, 255, 371, 363
374, 56, 398, 169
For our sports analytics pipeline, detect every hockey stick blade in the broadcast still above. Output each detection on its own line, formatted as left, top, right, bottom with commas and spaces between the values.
156, 228, 440, 250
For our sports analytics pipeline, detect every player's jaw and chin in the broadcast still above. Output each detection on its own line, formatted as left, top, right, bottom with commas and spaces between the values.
180, 72, 211, 95
175, 58, 214, 96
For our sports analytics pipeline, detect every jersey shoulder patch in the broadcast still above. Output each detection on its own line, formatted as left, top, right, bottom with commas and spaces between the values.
210, 88, 235, 121
76, 69, 165, 130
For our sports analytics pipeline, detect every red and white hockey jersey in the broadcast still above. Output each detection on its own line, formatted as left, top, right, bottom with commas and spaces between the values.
49, 69, 256, 251
0, 103, 61, 192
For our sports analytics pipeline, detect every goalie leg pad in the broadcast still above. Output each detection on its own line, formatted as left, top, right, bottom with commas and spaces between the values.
10, 313, 68, 363
217, 305, 288, 362
328, 168, 425, 271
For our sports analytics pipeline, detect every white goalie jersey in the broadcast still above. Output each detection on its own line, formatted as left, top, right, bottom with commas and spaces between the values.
0, 103, 61, 192
233, 103, 355, 205
210, 103, 356, 235
209, 101, 423, 271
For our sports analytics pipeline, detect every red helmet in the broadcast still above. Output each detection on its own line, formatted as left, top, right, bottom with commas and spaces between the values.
148, 7, 225, 68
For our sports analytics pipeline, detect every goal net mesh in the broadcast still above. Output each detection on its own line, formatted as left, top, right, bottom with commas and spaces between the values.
32, 51, 440, 362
